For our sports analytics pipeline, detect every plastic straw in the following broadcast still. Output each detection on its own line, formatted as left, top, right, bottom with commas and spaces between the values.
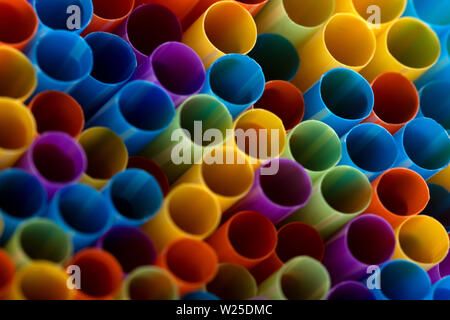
423, 184, 450, 231
182, 291, 220, 300
428, 164, 450, 191
127, 156, 170, 196
418, 81, 450, 133
0, 249, 15, 299
327, 281, 374, 300
134, 0, 199, 24
403, 0, 450, 38
83, 0, 135, 34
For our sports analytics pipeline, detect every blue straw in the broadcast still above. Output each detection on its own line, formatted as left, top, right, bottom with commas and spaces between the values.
417, 81, 450, 134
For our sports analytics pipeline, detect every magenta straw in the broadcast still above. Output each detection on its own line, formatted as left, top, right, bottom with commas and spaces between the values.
322, 214, 396, 285
327, 281, 375, 300
224, 159, 312, 224
133, 42, 206, 106
16, 132, 87, 199
429, 233, 450, 284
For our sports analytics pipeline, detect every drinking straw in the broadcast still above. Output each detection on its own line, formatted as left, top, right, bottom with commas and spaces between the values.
0, 46, 36, 102
46, 184, 112, 251
360, 17, 440, 83
201, 54, 265, 118
282, 166, 372, 240
255, 0, 335, 48
393, 215, 449, 270
102, 169, 163, 227
232, 109, 286, 167
183, 1, 257, 68
0, 0, 38, 50
423, 184, 450, 231
0, 169, 47, 244
236, 0, 267, 16
0, 250, 15, 299
335, 0, 407, 35
250, 222, 324, 284
281, 120, 341, 183
28, 91, 84, 138
140, 95, 232, 183
425, 276, 450, 300
82, 0, 135, 34
327, 281, 375, 300
67, 248, 123, 300
96, 226, 156, 274
5, 218, 72, 268
156, 238, 218, 295
339, 123, 397, 180
248, 33, 300, 82
133, 42, 205, 106
225, 159, 311, 224
371, 260, 431, 300
403, 0, 450, 38
428, 234, 450, 284
16, 132, 87, 199
87, 81, 175, 156
0, 98, 36, 170
292, 14, 376, 92
364, 168, 430, 228
78, 127, 128, 190
418, 81, 450, 134
301, 68, 374, 137
70, 32, 137, 119
429, 164, 450, 191
182, 291, 220, 300
206, 211, 277, 269
393, 117, 450, 180
254, 81, 305, 131
258, 256, 330, 300
134, 0, 199, 24
27, 30, 93, 95
7, 261, 73, 300
322, 214, 396, 284
32, 0, 93, 36
127, 156, 170, 196
141, 184, 221, 252
206, 263, 257, 300
362, 73, 419, 134
175, 146, 254, 212
116, 4, 182, 65
118, 266, 179, 300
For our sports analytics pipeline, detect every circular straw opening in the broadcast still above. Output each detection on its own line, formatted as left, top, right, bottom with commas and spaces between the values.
92, 0, 134, 19
127, 4, 181, 57
119, 82, 175, 132
0, 99, 35, 150
346, 215, 395, 265
372, 73, 419, 124
377, 169, 429, 216
423, 184, 450, 228
151, 42, 205, 96
353, 0, 406, 24
324, 14, 375, 67
412, 0, 450, 26
0, 0, 37, 45
327, 281, 374, 300
276, 223, 324, 262
57, 185, 110, 234
209, 55, 265, 106
259, 160, 311, 207
0, 170, 46, 219
128, 267, 177, 300
387, 18, 440, 69
110, 170, 162, 221
398, 216, 449, 265
127, 156, 170, 196
320, 69, 373, 120
168, 185, 219, 236
34, 0, 92, 31
321, 167, 372, 214
166, 239, 217, 284
346, 124, 397, 172
202, 148, 253, 197
289, 121, 341, 172
403, 118, 450, 170
228, 212, 277, 259
19, 220, 71, 263
30, 91, 84, 137
204, 2, 256, 54
283, 0, 334, 28
20, 263, 70, 300
36, 31, 93, 82
179, 95, 232, 147
420, 81, 450, 131
86, 32, 136, 84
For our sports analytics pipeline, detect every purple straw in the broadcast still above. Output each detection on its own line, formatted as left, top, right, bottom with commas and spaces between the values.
327, 281, 375, 300
133, 42, 206, 106
322, 214, 396, 285
224, 158, 312, 224
96, 226, 156, 274
428, 242, 450, 284
16, 131, 87, 199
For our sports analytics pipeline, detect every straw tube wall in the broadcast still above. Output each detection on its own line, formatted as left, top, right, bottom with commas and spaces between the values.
83, 0, 135, 34
423, 184, 450, 231
403, 0, 450, 38
0, 250, 15, 299
418, 81, 450, 134
327, 281, 374, 300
